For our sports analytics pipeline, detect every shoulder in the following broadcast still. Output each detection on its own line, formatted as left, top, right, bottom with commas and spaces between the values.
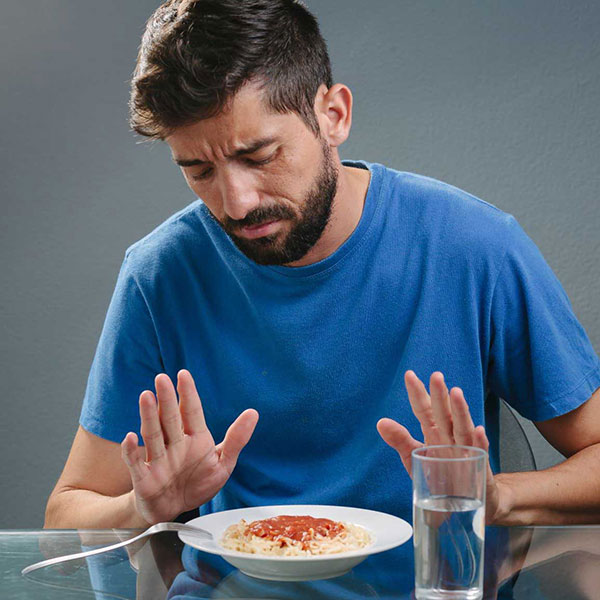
121, 199, 212, 281
377, 165, 511, 230
367, 163, 521, 262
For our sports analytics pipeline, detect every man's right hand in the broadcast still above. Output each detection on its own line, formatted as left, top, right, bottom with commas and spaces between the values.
121, 369, 258, 525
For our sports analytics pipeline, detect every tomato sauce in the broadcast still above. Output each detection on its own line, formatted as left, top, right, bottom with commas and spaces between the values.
245, 515, 345, 550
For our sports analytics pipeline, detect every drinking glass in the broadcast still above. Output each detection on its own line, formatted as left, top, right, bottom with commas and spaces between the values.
412, 445, 487, 600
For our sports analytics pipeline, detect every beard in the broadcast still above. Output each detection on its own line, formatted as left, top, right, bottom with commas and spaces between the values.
213, 142, 338, 266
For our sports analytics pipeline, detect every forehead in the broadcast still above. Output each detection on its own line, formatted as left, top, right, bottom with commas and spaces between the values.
166, 84, 307, 157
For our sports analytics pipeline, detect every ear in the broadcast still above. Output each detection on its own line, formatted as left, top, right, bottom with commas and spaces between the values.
314, 83, 353, 147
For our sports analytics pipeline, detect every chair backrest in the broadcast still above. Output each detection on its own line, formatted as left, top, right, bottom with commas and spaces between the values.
498, 398, 537, 472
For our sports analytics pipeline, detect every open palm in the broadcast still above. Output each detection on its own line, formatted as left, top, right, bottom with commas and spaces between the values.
121, 369, 258, 525
377, 370, 501, 524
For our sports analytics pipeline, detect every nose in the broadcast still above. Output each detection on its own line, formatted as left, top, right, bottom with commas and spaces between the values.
218, 167, 261, 221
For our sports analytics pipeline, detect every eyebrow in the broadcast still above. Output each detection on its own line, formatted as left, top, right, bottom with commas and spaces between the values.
173, 137, 278, 167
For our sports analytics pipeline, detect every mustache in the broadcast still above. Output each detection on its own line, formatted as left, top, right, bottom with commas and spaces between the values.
223, 205, 296, 231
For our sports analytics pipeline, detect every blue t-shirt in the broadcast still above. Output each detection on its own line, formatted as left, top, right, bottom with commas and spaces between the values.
80, 161, 600, 522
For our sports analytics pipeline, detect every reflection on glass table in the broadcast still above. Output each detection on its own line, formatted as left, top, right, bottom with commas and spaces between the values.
3, 525, 600, 599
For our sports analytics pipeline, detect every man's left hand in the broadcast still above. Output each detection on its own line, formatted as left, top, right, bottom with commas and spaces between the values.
377, 370, 506, 524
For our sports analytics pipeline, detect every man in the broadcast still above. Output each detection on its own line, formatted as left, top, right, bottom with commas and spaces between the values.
45, 0, 600, 530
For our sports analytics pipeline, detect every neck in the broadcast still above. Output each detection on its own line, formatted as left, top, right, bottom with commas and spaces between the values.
286, 158, 370, 267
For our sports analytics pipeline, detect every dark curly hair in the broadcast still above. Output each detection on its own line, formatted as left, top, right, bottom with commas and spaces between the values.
129, 0, 333, 139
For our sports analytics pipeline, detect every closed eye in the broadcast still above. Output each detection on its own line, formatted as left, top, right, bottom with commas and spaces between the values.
192, 167, 213, 181
243, 154, 275, 167
189, 150, 277, 181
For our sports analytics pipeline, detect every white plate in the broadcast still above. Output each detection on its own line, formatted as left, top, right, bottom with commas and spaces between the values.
178, 504, 412, 581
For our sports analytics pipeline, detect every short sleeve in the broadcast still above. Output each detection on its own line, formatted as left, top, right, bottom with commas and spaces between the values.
487, 217, 600, 421
80, 252, 164, 443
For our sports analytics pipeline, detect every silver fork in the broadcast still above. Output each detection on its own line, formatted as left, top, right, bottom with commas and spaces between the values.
21, 522, 213, 576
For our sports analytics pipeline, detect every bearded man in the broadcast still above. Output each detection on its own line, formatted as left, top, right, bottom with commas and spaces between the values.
45, 0, 600, 530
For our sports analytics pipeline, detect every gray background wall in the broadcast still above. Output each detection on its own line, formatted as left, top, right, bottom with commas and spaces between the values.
1, 1, 598, 528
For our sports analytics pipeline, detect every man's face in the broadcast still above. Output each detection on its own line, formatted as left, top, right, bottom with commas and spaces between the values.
166, 85, 338, 265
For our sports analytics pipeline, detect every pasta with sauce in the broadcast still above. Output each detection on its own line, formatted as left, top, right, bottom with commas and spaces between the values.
220, 515, 372, 556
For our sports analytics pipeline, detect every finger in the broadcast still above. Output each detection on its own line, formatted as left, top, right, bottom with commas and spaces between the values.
449, 387, 476, 446
177, 369, 208, 435
217, 409, 259, 471
429, 372, 454, 443
473, 425, 495, 482
404, 370, 444, 445
155, 373, 184, 446
377, 417, 423, 477
473, 425, 497, 523
139, 391, 166, 462
121, 432, 149, 484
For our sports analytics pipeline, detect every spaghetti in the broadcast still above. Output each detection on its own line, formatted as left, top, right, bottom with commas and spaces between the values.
220, 514, 372, 556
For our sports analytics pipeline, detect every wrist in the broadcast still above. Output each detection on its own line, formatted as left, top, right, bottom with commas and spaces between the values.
489, 473, 516, 526
125, 490, 153, 528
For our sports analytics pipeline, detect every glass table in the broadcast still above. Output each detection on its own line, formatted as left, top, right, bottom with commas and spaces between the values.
2, 525, 600, 599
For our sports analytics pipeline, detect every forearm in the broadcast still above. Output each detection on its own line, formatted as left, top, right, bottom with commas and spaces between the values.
492, 442, 600, 525
44, 487, 150, 529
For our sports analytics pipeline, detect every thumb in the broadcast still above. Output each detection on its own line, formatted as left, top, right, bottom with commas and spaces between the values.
217, 409, 259, 472
377, 418, 423, 477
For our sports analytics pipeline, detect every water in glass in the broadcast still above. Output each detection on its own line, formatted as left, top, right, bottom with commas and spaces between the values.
414, 495, 484, 600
